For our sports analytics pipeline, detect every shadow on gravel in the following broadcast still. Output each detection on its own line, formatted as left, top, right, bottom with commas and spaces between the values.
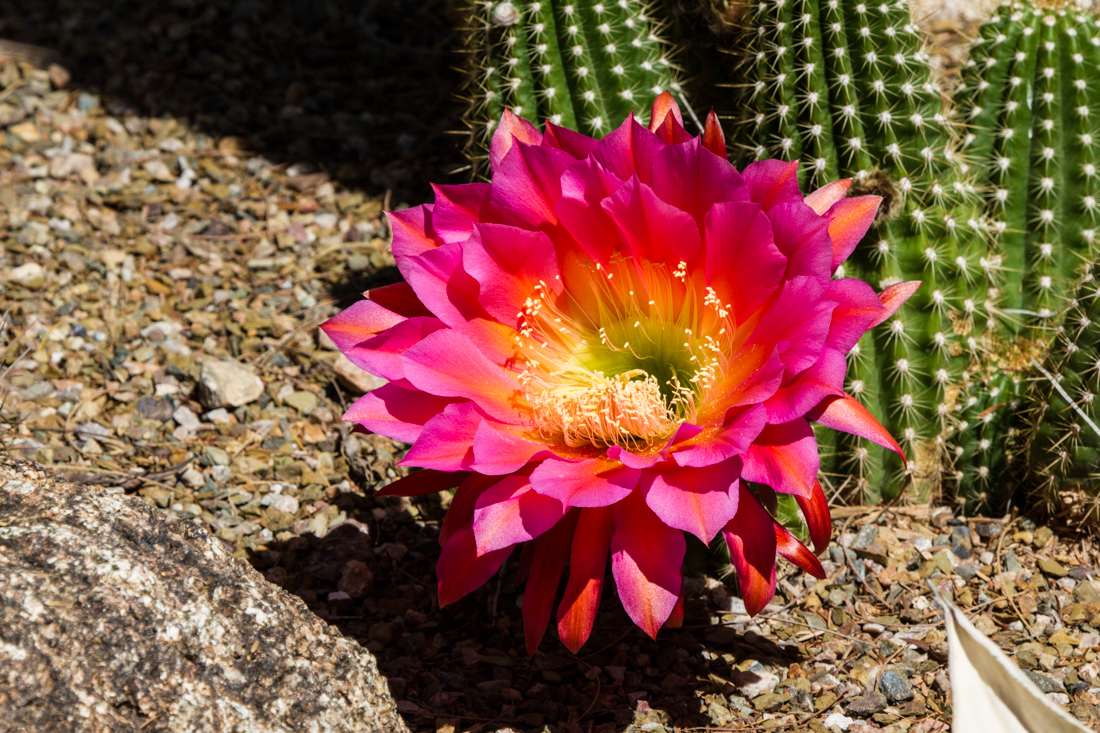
0, 0, 469, 203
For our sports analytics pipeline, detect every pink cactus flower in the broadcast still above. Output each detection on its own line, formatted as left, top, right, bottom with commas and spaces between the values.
322, 94, 915, 654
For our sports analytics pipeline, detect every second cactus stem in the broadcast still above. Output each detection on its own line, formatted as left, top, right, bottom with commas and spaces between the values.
1026, 262, 1100, 529
737, 0, 989, 503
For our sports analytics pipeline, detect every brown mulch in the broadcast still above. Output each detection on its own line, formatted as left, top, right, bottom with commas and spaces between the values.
4, 4, 1100, 733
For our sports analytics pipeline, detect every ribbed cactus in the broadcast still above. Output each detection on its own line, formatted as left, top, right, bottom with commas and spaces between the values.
736, 0, 989, 503
461, 0, 680, 176
957, 3, 1100, 339
1027, 262, 1100, 528
945, 366, 1027, 515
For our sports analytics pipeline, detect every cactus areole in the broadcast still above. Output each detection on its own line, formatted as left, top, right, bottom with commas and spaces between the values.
322, 96, 917, 653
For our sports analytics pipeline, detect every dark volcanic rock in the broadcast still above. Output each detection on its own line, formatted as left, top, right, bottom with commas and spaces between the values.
0, 458, 408, 733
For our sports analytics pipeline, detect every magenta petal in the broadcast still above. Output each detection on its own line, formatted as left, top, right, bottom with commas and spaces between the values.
722, 485, 778, 616
763, 348, 847, 423
704, 201, 787, 324
808, 394, 906, 463
401, 402, 482, 471
670, 404, 768, 468
602, 175, 701, 269
490, 141, 575, 229
825, 278, 888, 354
741, 159, 802, 212
730, 347, 788, 407
640, 457, 742, 543
741, 276, 836, 376
388, 205, 441, 262
401, 329, 527, 423
342, 383, 458, 443
543, 122, 599, 159
804, 178, 852, 215
741, 419, 819, 498
364, 282, 433, 319
592, 113, 666, 185
824, 195, 881, 270
769, 201, 834, 287
343, 317, 445, 381
606, 446, 663, 469
610, 491, 685, 638
321, 298, 407, 353
462, 223, 561, 325
529, 457, 640, 508
437, 525, 512, 606
871, 281, 922, 328
470, 421, 554, 475
398, 241, 487, 327
650, 138, 749, 233
472, 475, 565, 555
490, 109, 543, 171
555, 157, 625, 265
431, 183, 497, 245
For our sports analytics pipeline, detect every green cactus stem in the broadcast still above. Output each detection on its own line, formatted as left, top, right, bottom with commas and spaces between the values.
1027, 261, 1100, 529
461, 0, 680, 176
945, 367, 1027, 516
737, 0, 989, 504
957, 3, 1100, 338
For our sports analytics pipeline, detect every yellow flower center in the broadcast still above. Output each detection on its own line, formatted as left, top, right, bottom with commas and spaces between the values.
516, 256, 736, 450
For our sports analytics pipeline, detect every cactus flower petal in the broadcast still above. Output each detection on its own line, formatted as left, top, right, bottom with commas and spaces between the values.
742, 419, 820, 499
324, 99, 912, 651
808, 394, 906, 464
557, 506, 615, 653
723, 484, 778, 616
796, 479, 832, 554
611, 491, 686, 638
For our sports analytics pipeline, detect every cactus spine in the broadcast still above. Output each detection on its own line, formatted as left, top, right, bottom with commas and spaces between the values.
737, 0, 989, 503
1027, 262, 1100, 528
461, 0, 680, 175
958, 3, 1100, 339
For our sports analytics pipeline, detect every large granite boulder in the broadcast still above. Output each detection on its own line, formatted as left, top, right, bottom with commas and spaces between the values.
0, 458, 409, 733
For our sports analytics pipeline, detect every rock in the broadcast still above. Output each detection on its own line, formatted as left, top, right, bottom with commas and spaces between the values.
10, 262, 45, 290
339, 560, 375, 599
846, 689, 888, 716
198, 359, 264, 409
136, 396, 175, 421
48, 152, 98, 184
180, 466, 205, 489
949, 525, 972, 560
824, 712, 855, 731
285, 390, 320, 415
47, 63, 71, 88
0, 458, 408, 732
172, 405, 202, 440
203, 446, 229, 466
851, 524, 878, 549
932, 549, 958, 575
1024, 670, 1064, 694
1038, 557, 1068, 577
1074, 580, 1100, 602
0, 102, 26, 126
1034, 525, 1054, 548
261, 492, 299, 515
732, 669, 778, 698
334, 353, 387, 394
955, 562, 980, 581
879, 671, 913, 702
